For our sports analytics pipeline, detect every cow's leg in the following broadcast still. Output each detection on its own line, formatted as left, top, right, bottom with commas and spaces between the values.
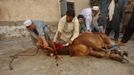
107, 53, 123, 62
89, 49, 106, 58
82, 40, 109, 53
89, 50, 123, 62
46, 41, 58, 56
88, 43, 108, 53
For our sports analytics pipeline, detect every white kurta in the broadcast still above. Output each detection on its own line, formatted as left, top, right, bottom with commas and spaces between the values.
81, 8, 92, 31
53, 16, 79, 43
108, 0, 115, 21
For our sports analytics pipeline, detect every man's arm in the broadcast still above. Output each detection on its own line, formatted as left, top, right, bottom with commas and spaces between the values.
70, 17, 80, 43
85, 16, 92, 32
53, 16, 65, 42
36, 23, 49, 48
29, 31, 38, 46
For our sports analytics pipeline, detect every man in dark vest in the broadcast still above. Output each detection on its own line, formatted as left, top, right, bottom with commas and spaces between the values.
105, 0, 126, 42
120, 7, 134, 46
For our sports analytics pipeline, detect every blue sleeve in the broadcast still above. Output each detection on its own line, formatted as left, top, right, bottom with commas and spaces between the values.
33, 20, 48, 36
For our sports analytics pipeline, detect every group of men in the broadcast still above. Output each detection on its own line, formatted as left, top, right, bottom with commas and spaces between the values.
23, 0, 134, 54
24, 9, 79, 49
99, 0, 134, 45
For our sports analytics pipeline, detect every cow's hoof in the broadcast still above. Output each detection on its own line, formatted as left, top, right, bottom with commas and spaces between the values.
120, 57, 129, 63
123, 51, 128, 57
118, 50, 128, 57
47, 53, 54, 57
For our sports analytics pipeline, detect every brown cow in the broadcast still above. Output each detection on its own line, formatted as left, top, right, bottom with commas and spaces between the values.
9, 32, 128, 70
68, 32, 128, 62
70, 32, 112, 56
40, 32, 128, 62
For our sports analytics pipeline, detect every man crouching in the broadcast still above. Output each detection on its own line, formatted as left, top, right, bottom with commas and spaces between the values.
24, 20, 53, 51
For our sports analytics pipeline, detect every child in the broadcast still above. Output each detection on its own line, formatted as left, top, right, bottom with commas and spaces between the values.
77, 14, 87, 33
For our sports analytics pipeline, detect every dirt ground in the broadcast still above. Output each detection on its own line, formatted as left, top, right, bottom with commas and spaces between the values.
0, 38, 134, 75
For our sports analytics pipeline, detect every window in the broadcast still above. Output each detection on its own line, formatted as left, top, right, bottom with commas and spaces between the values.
67, 2, 75, 10
60, 1, 75, 17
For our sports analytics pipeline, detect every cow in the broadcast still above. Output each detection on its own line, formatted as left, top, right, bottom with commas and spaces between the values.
9, 32, 128, 70
39, 32, 128, 62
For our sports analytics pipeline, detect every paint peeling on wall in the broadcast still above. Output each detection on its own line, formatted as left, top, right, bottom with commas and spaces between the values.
0, 25, 30, 40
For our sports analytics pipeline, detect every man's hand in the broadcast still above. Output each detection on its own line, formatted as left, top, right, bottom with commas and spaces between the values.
37, 37, 49, 48
63, 43, 69, 46
98, 26, 104, 33
87, 29, 92, 32
56, 32, 61, 42
63, 40, 73, 46
69, 40, 73, 44
43, 41, 49, 48
86, 29, 92, 33
37, 38, 43, 47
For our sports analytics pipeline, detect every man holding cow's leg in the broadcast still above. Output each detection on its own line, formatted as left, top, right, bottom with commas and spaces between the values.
53, 9, 79, 55
23, 20, 57, 55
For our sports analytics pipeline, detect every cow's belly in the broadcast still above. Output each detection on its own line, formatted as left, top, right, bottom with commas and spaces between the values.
71, 44, 90, 56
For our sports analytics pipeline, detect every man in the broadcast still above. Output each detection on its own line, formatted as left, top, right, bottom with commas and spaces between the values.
91, 6, 100, 32
100, 0, 125, 42
120, 7, 134, 46
122, 0, 133, 33
81, 7, 92, 32
53, 9, 79, 46
77, 14, 87, 33
24, 20, 50, 48
98, 0, 111, 32
98, 0, 126, 33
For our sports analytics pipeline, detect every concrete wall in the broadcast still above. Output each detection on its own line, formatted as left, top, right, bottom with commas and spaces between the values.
0, 0, 60, 40
0, 0, 61, 23
0, 25, 29, 40
0, 0, 90, 22
0, 0, 90, 40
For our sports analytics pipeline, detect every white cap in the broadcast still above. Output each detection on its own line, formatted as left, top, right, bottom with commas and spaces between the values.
23, 19, 32, 27
92, 6, 99, 11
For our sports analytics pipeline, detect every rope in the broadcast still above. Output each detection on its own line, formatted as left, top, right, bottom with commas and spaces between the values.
9, 48, 40, 70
